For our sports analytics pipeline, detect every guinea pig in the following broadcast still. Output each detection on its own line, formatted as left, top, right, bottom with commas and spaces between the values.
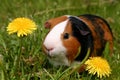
43, 14, 113, 67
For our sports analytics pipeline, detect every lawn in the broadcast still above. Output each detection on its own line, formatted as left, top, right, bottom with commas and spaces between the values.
0, 0, 120, 80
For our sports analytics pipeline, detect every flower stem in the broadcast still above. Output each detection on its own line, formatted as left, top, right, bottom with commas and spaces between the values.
57, 48, 91, 80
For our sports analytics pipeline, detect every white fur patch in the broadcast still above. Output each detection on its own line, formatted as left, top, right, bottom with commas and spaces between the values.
43, 20, 70, 66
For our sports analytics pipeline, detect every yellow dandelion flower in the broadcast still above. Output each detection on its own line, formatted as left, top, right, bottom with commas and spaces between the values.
7, 17, 37, 37
85, 57, 111, 78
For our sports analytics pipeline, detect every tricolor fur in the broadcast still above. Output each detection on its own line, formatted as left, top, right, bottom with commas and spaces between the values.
43, 14, 113, 67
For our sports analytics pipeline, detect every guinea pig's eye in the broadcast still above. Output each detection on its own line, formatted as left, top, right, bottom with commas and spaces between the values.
63, 33, 69, 39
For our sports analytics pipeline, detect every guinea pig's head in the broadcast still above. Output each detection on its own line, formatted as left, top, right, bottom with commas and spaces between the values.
43, 15, 91, 66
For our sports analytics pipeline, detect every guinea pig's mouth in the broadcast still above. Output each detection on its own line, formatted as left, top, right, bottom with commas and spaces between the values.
45, 49, 66, 59
47, 51, 60, 59
47, 52, 56, 58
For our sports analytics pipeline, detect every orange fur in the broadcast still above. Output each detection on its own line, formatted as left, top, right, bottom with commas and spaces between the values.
61, 21, 80, 63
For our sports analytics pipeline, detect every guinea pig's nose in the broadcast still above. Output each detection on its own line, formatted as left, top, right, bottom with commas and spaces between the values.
47, 48, 54, 52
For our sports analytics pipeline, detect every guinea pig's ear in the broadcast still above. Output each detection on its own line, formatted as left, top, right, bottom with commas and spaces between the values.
69, 16, 90, 36
78, 29, 90, 36
44, 21, 51, 29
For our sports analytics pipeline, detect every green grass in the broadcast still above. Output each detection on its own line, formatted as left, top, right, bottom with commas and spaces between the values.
0, 0, 120, 80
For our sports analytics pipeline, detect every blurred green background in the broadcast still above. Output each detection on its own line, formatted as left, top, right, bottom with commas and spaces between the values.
0, 0, 120, 80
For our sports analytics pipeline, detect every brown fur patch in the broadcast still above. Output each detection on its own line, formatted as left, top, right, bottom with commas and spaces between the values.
45, 16, 68, 29
79, 16, 113, 56
96, 18, 113, 55
61, 21, 80, 63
